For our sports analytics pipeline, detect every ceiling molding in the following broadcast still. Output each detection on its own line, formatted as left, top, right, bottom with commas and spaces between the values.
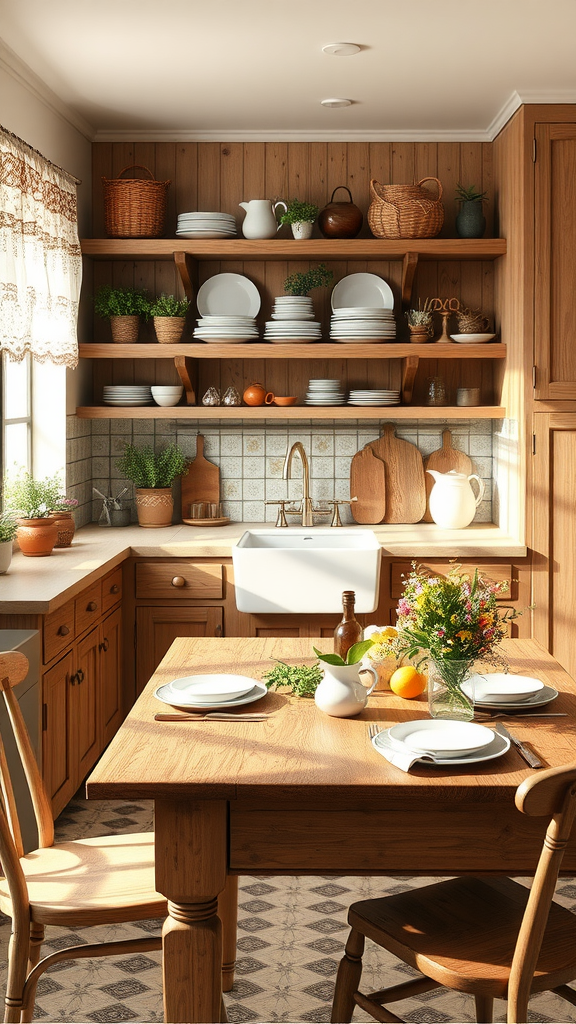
485, 91, 523, 141
0, 38, 95, 141
94, 126, 496, 143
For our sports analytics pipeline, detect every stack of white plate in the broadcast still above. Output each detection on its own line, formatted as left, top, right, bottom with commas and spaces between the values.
102, 385, 153, 406
305, 379, 346, 406
176, 211, 237, 239
330, 307, 396, 342
264, 295, 321, 343
193, 315, 259, 343
271, 296, 315, 320
155, 673, 267, 710
193, 273, 261, 341
348, 389, 401, 407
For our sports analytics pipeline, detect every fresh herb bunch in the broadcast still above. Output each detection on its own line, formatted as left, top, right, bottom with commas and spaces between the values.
149, 294, 190, 318
94, 285, 150, 319
280, 199, 319, 226
116, 443, 189, 488
283, 263, 334, 296
3, 469, 65, 519
455, 183, 488, 203
0, 513, 17, 543
263, 659, 323, 697
313, 639, 374, 667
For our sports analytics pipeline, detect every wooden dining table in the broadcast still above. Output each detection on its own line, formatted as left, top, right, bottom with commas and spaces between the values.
86, 636, 576, 1024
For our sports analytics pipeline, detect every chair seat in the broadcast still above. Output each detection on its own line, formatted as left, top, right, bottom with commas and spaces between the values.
0, 832, 167, 927
350, 875, 576, 999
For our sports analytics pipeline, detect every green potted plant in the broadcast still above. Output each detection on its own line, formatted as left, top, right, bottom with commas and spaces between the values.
94, 285, 150, 344
0, 513, 17, 574
280, 199, 319, 239
149, 293, 191, 345
283, 263, 334, 296
116, 442, 190, 528
455, 183, 488, 239
3, 470, 65, 556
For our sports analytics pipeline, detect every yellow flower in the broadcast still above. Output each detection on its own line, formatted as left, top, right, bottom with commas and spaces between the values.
456, 630, 473, 641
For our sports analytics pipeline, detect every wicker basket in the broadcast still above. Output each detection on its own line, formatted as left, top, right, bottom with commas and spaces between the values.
368, 177, 444, 239
102, 164, 170, 238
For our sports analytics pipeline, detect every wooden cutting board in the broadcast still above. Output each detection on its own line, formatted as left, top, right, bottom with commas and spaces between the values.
181, 435, 220, 519
422, 428, 473, 522
369, 422, 426, 524
350, 447, 386, 524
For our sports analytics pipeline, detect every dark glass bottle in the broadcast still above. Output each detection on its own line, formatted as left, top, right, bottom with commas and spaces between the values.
334, 590, 362, 660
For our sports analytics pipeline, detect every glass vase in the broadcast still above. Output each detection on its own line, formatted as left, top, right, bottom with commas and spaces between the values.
428, 658, 475, 721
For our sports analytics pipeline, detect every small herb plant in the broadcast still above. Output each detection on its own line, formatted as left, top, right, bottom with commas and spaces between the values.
3, 470, 66, 519
263, 659, 323, 697
283, 263, 334, 297
149, 294, 190, 318
455, 183, 488, 203
313, 639, 374, 667
405, 309, 433, 329
0, 513, 17, 543
116, 442, 189, 489
280, 199, 319, 226
94, 285, 150, 319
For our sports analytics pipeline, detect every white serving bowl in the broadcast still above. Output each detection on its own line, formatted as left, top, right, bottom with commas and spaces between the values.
151, 385, 184, 406
151, 386, 184, 395
152, 395, 183, 407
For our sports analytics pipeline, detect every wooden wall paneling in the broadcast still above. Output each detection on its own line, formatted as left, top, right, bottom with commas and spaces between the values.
287, 142, 310, 210
414, 143, 438, 182
243, 142, 265, 205
265, 142, 288, 204
197, 143, 221, 212
264, 260, 287, 322
92, 143, 112, 237
198, 357, 222, 399
436, 143, 461, 238
326, 143, 348, 204
368, 142, 392, 225
220, 142, 244, 219
113, 142, 137, 179
345, 141, 370, 238
482, 142, 495, 237
390, 142, 415, 187
248, 259, 266, 328
175, 143, 198, 216
223, 357, 244, 400
154, 142, 177, 235
134, 142, 157, 182
308, 141, 328, 216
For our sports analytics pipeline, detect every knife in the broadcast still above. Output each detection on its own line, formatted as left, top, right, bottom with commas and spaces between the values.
154, 712, 269, 722
494, 723, 544, 769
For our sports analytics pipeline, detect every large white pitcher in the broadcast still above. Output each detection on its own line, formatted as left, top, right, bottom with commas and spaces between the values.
239, 199, 288, 239
314, 662, 378, 718
426, 469, 485, 529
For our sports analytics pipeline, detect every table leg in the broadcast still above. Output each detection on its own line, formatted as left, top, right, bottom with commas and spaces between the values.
218, 875, 238, 992
155, 798, 228, 1024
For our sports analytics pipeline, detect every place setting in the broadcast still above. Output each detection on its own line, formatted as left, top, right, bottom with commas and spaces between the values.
154, 672, 268, 719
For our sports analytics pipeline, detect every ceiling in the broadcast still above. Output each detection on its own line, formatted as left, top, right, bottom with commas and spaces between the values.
1, 0, 576, 141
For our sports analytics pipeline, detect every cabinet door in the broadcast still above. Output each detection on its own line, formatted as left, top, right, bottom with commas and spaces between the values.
42, 650, 74, 812
136, 606, 223, 692
532, 413, 576, 673
72, 626, 99, 782
534, 123, 576, 399
99, 606, 123, 747
247, 616, 338, 639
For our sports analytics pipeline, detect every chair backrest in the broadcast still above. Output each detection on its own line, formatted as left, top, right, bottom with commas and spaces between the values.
507, 761, 576, 1023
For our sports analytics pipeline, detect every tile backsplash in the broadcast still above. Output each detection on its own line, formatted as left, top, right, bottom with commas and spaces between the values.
68, 416, 495, 526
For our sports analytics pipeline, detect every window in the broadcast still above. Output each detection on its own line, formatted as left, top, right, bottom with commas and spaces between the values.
1, 352, 31, 478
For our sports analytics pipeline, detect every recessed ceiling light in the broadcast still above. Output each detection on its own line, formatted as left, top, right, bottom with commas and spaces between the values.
322, 42, 361, 57
321, 98, 352, 108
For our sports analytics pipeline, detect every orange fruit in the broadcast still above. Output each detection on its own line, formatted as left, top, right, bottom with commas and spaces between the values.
389, 665, 427, 699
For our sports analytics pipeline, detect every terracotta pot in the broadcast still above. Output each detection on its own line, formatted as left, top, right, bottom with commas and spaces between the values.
135, 488, 174, 528
110, 315, 139, 343
16, 517, 58, 557
153, 316, 186, 344
50, 511, 76, 547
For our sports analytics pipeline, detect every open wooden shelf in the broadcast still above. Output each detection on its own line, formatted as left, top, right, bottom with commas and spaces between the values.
76, 405, 506, 421
79, 342, 506, 360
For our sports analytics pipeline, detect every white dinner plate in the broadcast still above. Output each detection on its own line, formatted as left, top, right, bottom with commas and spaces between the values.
154, 679, 267, 710
450, 334, 496, 344
166, 673, 257, 703
197, 273, 261, 317
331, 273, 394, 311
389, 719, 494, 757
373, 728, 510, 767
176, 231, 237, 238
466, 683, 559, 710
466, 672, 544, 704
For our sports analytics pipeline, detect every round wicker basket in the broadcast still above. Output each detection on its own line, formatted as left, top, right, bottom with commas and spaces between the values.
368, 177, 444, 239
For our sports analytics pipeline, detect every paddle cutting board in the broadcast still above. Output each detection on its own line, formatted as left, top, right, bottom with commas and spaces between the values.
422, 429, 474, 523
181, 435, 220, 519
350, 447, 386, 524
369, 422, 426, 524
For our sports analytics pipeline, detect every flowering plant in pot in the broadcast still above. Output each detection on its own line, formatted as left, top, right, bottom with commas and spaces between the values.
149, 293, 191, 344
94, 285, 150, 343
3, 470, 65, 556
0, 513, 17, 574
280, 198, 319, 239
116, 442, 190, 528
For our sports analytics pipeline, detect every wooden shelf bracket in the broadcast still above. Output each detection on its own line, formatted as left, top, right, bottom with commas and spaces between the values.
402, 355, 420, 404
174, 252, 198, 303
174, 356, 197, 405
401, 252, 419, 305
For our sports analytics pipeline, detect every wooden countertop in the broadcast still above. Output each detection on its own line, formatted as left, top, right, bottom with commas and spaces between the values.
0, 522, 527, 614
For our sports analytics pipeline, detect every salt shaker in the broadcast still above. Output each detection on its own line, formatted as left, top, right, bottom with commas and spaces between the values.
202, 387, 221, 406
222, 385, 241, 406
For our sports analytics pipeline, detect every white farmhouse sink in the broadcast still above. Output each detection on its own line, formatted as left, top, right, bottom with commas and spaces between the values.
232, 529, 381, 614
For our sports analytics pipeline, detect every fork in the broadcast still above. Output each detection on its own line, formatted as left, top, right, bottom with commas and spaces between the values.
368, 723, 383, 741
474, 712, 566, 721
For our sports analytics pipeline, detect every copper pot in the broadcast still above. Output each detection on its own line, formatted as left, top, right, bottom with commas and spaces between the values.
318, 186, 363, 239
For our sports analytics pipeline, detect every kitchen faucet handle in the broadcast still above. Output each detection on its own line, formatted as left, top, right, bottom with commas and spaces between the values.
265, 499, 294, 527
325, 498, 358, 527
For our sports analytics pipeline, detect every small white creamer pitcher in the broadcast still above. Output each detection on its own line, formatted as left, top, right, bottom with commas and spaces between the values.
314, 662, 378, 718
239, 199, 288, 239
426, 469, 485, 529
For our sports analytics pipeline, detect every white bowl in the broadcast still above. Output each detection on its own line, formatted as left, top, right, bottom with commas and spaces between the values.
151, 386, 184, 395
469, 673, 544, 703
450, 334, 496, 344
152, 394, 183, 407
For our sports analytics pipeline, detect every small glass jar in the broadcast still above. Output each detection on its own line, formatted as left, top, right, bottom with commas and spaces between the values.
426, 376, 448, 407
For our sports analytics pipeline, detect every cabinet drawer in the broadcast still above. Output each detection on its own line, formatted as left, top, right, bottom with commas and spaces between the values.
136, 561, 224, 600
390, 562, 513, 600
44, 600, 75, 664
101, 566, 123, 614
74, 582, 102, 636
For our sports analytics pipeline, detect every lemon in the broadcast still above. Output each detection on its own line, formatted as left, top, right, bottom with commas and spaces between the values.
389, 665, 427, 699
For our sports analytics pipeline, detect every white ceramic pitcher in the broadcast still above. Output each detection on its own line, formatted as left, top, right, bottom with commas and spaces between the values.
314, 662, 378, 718
239, 199, 288, 239
426, 469, 485, 529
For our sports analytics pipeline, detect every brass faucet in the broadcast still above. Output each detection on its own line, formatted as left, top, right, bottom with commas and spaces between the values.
283, 442, 314, 527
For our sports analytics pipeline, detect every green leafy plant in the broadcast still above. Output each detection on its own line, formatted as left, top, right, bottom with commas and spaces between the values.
280, 199, 319, 226
3, 469, 65, 519
0, 513, 17, 543
116, 442, 189, 489
455, 183, 488, 203
262, 659, 323, 697
94, 285, 150, 319
312, 639, 374, 667
149, 294, 191, 318
283, 263, 334, 296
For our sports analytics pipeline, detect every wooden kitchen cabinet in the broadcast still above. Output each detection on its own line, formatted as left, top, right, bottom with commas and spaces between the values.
135, 606, 223, 693
99, 605, 123, 747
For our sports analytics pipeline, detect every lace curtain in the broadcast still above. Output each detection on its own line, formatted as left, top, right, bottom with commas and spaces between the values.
0, 127, 82, 368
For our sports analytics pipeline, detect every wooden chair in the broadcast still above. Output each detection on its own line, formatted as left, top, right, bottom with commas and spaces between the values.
331, 760, 576, 1024
0, 650, 169, 1023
